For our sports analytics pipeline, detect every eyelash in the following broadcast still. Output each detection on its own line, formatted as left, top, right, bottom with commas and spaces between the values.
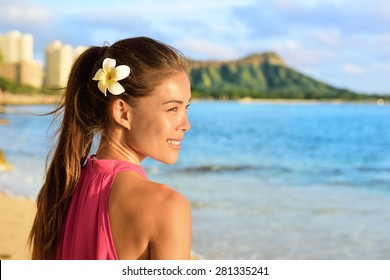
167, 104, 191, 112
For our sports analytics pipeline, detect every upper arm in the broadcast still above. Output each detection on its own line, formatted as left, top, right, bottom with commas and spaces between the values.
149, 188, 192, 260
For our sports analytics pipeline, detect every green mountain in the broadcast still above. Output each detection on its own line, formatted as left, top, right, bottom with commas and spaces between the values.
189, 52, 365, 100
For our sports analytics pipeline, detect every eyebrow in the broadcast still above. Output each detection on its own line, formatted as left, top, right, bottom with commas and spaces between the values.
162, 98, 192, 105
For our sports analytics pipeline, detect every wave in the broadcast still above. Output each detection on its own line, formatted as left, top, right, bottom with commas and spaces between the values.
177, 164, 291, 173
357, 166, 390, 173
175, 165, 390, 174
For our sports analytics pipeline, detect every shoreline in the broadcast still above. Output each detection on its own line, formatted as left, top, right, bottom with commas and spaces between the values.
0, 191, 35, 260
236, 97, 387, 105
0, 92, 61, 106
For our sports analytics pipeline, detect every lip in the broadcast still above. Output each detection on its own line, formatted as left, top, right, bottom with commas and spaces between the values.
167, 138, 183, 150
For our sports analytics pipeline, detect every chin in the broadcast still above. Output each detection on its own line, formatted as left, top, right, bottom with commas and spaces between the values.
151, 154, 179, 165
162, 158, 179, 165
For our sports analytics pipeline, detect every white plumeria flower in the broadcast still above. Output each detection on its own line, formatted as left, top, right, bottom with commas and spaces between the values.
92, 58, 130, 96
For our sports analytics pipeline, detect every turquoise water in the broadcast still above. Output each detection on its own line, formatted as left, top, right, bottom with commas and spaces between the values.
1, 101, 390, 259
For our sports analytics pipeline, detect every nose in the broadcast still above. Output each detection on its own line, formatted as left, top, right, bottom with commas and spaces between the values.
180, 112, 191, 132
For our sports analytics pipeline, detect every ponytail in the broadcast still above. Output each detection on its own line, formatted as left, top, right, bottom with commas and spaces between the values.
29, 47, 103, 259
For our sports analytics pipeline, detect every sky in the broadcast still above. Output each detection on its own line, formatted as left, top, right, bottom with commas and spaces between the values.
0, 0, 389, 94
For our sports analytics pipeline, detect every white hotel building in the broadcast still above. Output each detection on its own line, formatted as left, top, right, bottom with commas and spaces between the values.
45, 41, 89, 88
0, 30, 43, 88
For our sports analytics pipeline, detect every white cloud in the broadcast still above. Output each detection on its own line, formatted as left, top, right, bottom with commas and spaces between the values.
378, 1, 390, 18
0, 2, 52, 27
312, 29, 342, 47
343, 63, 364, 75
123, 0, 253, 41
175, 38, 240, 60
379, 34, 390, 47
281, 40, 301, 51
271, 39, 331, 66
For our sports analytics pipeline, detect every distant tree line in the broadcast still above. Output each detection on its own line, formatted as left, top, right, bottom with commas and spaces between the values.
191, 87, 388, 101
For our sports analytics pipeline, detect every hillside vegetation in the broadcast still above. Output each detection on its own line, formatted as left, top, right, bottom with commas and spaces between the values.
189, 52, 385, 100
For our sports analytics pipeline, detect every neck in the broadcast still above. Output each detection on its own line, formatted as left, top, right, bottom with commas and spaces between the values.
96, 135, 144, 165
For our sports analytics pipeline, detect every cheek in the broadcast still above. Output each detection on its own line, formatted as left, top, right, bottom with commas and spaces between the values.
140, 118, 171, 144
130, 112, 177, 151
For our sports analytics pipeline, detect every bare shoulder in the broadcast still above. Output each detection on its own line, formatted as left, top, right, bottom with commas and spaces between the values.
147, 182, 190, 211
139, 180, 191, 226
110, 170, 190, 219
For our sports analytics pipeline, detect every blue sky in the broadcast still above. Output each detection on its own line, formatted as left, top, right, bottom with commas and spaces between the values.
1, 0, 389, 94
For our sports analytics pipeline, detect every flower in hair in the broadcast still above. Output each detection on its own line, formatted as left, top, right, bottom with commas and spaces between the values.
92, 58, 130, 96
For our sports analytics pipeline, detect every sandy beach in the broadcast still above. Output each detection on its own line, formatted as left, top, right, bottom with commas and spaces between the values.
0, 192, 35, 259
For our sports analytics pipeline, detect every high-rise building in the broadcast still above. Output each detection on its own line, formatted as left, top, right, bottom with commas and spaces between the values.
45, 40, 74, 88
0, 30, 33, 63
45, 41, 88, 88
0, 30, 43, 88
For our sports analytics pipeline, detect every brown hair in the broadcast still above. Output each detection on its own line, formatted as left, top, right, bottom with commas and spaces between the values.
29, 37, 188, 259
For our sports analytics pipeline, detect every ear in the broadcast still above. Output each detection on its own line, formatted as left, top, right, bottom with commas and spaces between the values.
109, 98, 132, 130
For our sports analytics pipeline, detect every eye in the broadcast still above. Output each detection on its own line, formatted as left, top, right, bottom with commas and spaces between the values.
185, 103, 191, 110
168, 107, 178, 112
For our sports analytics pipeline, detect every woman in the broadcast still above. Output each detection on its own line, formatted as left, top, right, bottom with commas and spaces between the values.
29, 37, 192, 260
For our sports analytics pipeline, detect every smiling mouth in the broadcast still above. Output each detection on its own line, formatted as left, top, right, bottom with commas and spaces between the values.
167, 139, 182, 149
167, 139, 181, 146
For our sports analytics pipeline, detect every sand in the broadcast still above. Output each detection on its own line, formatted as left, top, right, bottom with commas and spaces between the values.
0, 192, 35, 260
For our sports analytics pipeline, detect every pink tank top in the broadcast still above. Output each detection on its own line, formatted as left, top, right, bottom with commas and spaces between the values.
56, 156, 147, 259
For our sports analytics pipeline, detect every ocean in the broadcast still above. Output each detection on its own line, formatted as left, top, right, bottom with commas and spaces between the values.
1, 101, 390, 259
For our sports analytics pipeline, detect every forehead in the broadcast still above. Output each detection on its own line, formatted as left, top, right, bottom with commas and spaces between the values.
148, 71, 191, 103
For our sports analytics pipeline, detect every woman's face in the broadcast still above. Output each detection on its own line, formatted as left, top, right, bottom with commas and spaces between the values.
127, 71, 191, 164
